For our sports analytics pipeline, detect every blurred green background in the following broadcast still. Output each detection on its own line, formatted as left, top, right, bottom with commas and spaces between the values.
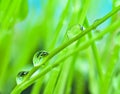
0, 0, 120, 94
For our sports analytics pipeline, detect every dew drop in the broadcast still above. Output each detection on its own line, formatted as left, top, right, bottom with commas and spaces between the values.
94, 29, 103, 40
66, 24, 84, 39
94, 19, 101, 23
115, 31, 120, 45
16, 71, 29, 85
93, 19, 101, 29
33, 50, 49, 66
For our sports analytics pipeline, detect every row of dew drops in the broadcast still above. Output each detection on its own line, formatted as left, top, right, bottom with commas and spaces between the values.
16, 51, 49, 84
16, 23, 120, 85
16, 24, 84, 85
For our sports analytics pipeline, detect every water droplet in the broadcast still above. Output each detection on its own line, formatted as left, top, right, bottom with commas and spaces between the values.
93, 19, 101, 29
94, 19, 101, 23
33, 50, 49, 66
16, 71, 29, 85
66, 24, 84, 39
94, 29, 103, 40
115, 32, 120, 45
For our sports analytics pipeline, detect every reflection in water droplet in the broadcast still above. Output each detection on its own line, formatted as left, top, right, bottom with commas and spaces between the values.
66, 24, 84, 39
33, 50, 49, 66
16, 71, 29, 85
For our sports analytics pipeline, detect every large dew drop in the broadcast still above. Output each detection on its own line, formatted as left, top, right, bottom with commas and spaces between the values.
66, 24, 84, 39
16, 71, 29, 85
33, 50, 49, 66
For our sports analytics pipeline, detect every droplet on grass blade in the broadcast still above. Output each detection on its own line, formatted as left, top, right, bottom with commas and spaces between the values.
66, 24, 84, 39
94, 19, 101, 23
16, 71, 29, 85
115, 31, 120, 45
94, 29, 103, 40
93, 19, 101, 29
33, 50, 49, 66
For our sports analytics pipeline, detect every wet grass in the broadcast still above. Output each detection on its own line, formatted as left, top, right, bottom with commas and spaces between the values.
0, 0, 120, 94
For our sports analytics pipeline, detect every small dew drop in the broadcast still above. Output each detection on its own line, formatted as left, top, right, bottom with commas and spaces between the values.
16, 71, 29, 85
93, 19, 101, 29
94, 19, 101, 23
115, 32, 120, 45
66, 24, 84, 39
33, 50, 49, 66
94, 29, 103, 40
